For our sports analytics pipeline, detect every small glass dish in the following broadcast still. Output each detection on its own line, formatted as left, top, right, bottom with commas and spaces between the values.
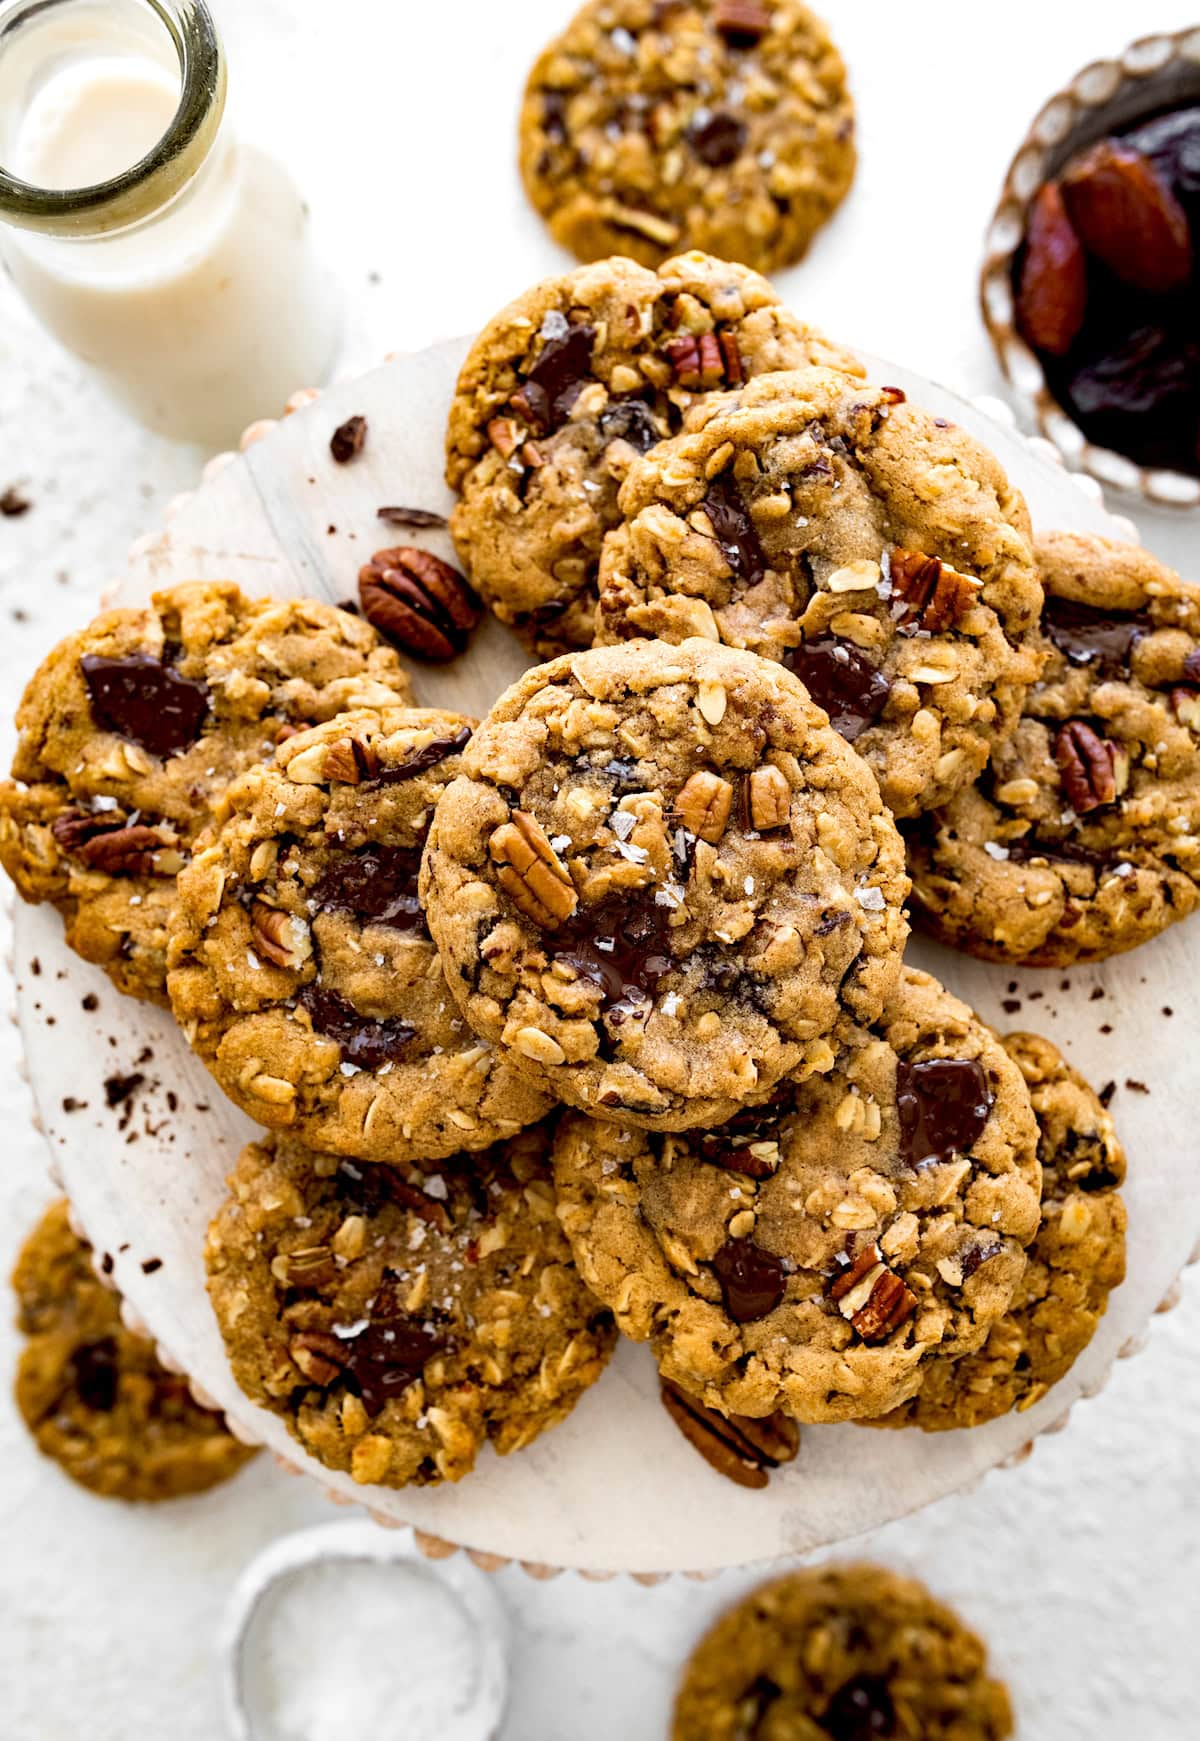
221, 1519, 510, 1741
981, 25, 1200, 510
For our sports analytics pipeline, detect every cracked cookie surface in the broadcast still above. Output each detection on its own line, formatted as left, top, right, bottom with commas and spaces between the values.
597, 367, 1043, 817
446, 251, 860, 656
673, 1562, 1014, 1741
519, 0, 855, 274
906, 531, 1200, 964
206, 1127, 616, 1489
874, 1030, 1126, 1432
13, 1200, 256, 1501
0, 584, 413, 1005
421, 638, 909, 1132
552, 968, 1041, 1423
167, 707, 553, 1165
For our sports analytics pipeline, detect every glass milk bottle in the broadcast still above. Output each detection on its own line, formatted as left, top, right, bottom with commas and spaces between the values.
0, 0, 341, 447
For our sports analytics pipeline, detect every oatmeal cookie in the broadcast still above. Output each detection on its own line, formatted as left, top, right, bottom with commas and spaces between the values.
206, 1127, 616, 1489
874, 1031, 1126, 1431
552, 968, 1042, 1422
519, 0, 856, 273
673, 1562, 1014, 1741
421, 639, 909, 1132
168, 707, 552, 1164
0, 584, 412, 1004
446, 251, 860, 656
597, 366, 1043, 817
906, 530, 1200, 964
13, 1200, 256, 1501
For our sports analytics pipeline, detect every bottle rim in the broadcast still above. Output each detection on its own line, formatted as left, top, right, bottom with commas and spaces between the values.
0, 0, 226, 237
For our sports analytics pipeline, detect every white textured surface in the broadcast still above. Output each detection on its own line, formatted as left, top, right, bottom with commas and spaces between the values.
1, 0, 1198, 1734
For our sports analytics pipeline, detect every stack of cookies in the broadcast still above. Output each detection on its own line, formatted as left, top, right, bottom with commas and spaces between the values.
6, 247, 1181, 1501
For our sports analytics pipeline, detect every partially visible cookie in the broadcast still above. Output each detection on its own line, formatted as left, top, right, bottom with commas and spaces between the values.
673, 1562, 1014, 1741
206, 1127, 616, 1489
0, 584, 413, 1004
12, 1200, 256, 1501
446, 251, 860, 656
168, 707, 553, 1165
597, 367, 1044, 817
553, 968, 1042, 1423
874, 1031, 1126, 1431
520, 0, 856, 273
906, 531, 1200, 964
422, 639, 909, 1132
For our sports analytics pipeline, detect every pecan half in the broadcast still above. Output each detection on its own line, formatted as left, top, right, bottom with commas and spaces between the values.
51, 808, 127, 855
72, 822, 176, 877
1055, 720, 1123, 813
251, 901, 312, 971
321, 735, 379, 784
674, 770, 733, 843
829, 1242, 917, 1345
743, 764, 790, 832
714, 0, 772, 46
489, 810, 578, 928
660, 1380, 799, 1491
289, 1330, 346, 1386
663, 330, 744, 391
273, 1247, 337, 1290
359, 547, 482, 661
890, 549, 982, 632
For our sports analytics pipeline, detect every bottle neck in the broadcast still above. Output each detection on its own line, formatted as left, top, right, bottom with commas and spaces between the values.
0, 0, 225, 239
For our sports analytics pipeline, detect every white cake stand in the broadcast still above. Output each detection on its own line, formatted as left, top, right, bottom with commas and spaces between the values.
13, 341, 1199, 1576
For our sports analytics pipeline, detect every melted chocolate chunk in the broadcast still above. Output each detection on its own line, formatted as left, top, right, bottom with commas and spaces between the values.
822, 1674, 897, 1741
599, 399, 660, 453
786, 638, 891, 743
70, 1336, 119, 1413
517, 321, 597, 434
689, 110, 748, 167
554, 885, 673, 1008
896, 1059, 994, 1169
297, 985, 415, 1069
81, 653, 210, 759
1042, 594, 1150, 676
339, 1311, 450, 1418
1004, 836, 1111, 870
371, 726, 472, 785
960, 1238, 1003, 1281
335, 1160, 452, 1229
311, 846, 425, 932
542, 88, 569, 142
704, 474, 767, 586
712, 1238, 787, 1323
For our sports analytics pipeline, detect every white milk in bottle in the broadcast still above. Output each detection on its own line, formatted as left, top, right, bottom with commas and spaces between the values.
0, 0, 340, 447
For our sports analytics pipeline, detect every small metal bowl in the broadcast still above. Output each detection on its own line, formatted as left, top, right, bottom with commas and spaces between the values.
981, 25, 1200, 510
221, 1520, 510, 1741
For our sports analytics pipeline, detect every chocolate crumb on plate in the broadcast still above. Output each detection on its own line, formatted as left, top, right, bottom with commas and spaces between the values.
330, 415, 368, 464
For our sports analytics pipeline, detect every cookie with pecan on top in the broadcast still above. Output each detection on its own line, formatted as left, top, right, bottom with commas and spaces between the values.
421, 638, 908, 1131
206, 1126, 615, 1489
446, 250, 860, 656
0, 584, 412, 1005
553, 968, 1042, 1424
906, 530, 1200, 964
167, 706, 552, 1165
597, 366, 1044, 817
